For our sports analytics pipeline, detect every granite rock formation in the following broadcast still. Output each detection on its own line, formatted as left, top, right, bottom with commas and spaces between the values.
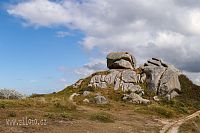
72, 52, 182, 103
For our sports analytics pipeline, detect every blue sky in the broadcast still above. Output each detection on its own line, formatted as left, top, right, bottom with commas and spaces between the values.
0, 0, 200, 94
0, 1, 93, 94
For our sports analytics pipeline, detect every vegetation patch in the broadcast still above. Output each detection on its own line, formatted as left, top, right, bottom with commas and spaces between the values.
44, 112, 55, 119
90, 112, 115, 123
137, 104, 176, 118
60, 112, 73, 120
179, 115, 200, 133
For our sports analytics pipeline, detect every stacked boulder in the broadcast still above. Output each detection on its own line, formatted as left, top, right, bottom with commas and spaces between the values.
88, 52, 149, 104
107, 52, 136, 69
89, 52, 144, 95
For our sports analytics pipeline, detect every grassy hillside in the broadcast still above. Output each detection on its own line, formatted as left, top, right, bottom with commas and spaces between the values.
1, 73, 200, 132
45, 73, 200, 118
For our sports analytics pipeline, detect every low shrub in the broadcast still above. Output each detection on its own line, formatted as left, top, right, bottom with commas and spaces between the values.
90, 112, 115, 123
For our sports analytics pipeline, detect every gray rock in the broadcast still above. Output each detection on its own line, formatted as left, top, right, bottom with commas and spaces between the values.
113, 59, 134, 69
137, 74, 141, 83
153, 96, 160, 102
120, 82, 130, 92
140, 73, 146, 83
158, 67, 181, 96
143, 58, 181, 100
73, 79, 83, 88
89, 69, 144, 93
100, 75, 106, 82
83, 98, 90, 103
114, 77, 121, 90
107, 52, 136, 69
147, 59, 162, 66
122, 70, 138, 83
90, 75, 101, 84
83, 91, 91, 97
144, 65, 166, 92
69, 93, 80, 102
88, 84, 93, 87
97, 82, 107, 89
94, 95, 108, 104
105, 70, 120, 84
130, 85, 143, 93
123, 93, 150, 104
169, 90, 179, 99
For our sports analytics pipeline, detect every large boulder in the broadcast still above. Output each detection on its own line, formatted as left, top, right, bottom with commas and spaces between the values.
107, 52, 136, 69
143, 63, 166, 92
89, 69, 143, 93
158, 67, 181, 97
142, 58, 181, 98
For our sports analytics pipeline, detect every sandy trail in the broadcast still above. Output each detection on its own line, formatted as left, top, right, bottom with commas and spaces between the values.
160, 110, 200, 133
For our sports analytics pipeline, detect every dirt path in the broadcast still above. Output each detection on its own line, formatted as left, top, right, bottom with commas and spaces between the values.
160, 110, 200, 133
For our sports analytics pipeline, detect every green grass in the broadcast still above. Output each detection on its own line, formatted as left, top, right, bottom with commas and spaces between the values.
90, 112, 115, 123
60, 112, 74, 120
136, 103, 176, 118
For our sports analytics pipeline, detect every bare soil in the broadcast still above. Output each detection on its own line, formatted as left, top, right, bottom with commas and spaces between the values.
0, 104, 164, 133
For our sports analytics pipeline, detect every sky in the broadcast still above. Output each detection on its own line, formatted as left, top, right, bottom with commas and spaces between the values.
0, 0, 200, 94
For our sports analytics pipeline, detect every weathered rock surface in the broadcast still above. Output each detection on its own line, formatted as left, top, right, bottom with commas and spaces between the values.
73, 52, 182, 104
73, 79, 83, 88
94, 94, 108, 104
107, 52, 136, 69
143, 62, 166, 91
122, 70, 138, 83
123, 93, 150, 104
83, 91, 91, 97
142, 58, 181, 98
89, 69, 143, 93
158, 67, 181, 96
69, 93, 80, 102
153, 96, 160, 102
83, 98, 90, 103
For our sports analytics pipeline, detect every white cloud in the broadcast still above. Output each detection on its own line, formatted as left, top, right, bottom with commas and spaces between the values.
187, 9, 200, 35
7, 0, 70, 27
75, 59, 107, 77
7, 0, 200, 79
184, 71, 200, 86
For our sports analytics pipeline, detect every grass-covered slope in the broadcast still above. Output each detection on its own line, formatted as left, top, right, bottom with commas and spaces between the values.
50, 73, 200, 118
